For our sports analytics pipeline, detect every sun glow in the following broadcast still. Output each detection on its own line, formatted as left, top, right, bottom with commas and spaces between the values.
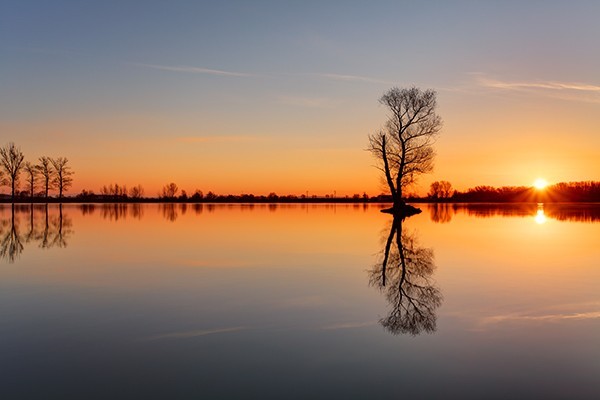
533, 178, 548, 190
534, 208, 547, 224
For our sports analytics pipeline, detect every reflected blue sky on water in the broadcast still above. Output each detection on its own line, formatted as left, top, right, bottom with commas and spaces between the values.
0, 203, 599, 399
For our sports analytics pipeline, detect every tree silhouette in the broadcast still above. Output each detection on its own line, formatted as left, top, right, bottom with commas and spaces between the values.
162, 182, 179, 199
36, 156, 54, 199
129, 184, 144, 199
0, 143, 25, 202
369, 216, 442, 335
51, 157, 74, 199
23, 161, 38, 199
428, 180, 453, 200
368, 87, 442, 212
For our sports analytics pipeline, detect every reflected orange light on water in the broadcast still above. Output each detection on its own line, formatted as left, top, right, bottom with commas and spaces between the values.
535, 205, 547, 225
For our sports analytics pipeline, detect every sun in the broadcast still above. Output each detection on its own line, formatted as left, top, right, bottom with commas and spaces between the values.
533, 178, 548, 190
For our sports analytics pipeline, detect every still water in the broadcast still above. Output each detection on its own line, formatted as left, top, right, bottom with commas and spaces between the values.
1, 203, 599, 399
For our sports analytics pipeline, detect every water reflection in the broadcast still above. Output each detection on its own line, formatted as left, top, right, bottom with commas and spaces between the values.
369, 216, 442, 336
429, 203, 600, 223
0, 204, 72, 263
429, 203, 453, 223
534, 205, 547, 225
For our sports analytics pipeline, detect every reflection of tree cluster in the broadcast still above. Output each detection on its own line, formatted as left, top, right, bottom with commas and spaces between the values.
100, 204, 144, 221
0, 205, 72, 263
436, 204, 600, 223
429, 203, 453, 223
369, 217, 442, 336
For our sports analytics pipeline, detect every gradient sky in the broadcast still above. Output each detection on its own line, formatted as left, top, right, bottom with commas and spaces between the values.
1, 0, 599, 196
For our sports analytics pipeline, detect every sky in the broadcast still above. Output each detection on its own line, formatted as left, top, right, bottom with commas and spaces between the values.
1, 0, 599, 196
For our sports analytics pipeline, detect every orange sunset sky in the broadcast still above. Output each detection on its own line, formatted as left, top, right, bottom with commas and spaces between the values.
2, 1, 599, 196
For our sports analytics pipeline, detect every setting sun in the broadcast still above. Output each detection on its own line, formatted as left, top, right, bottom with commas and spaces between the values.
533, 178, 548, 190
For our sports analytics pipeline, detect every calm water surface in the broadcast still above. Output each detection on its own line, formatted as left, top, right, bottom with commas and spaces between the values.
1, 203, 599, 399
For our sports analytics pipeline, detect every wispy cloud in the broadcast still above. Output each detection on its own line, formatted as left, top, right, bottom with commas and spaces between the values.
135, 63, 253, 77
142, 326, 247, 341
480, 311, 600, 325
320, 321, 376, 330
476, 75, 600, 92
309, 72, 392, 84
277, 95, 338, 109
177, 135, 261, 143
471, 73, 600, 104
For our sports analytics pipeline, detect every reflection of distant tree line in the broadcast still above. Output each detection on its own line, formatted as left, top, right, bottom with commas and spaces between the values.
75, 203, 368, 222
429, 203, 600, 223
369, 217, 442, 336
0, 204, 72, 263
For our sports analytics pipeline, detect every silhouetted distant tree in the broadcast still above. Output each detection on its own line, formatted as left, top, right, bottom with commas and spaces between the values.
101, 183, 127, 199
50, 157, 73, 199
190, 189, 204, 201
23, 161, 38, 199
162, 182, 178, 199
0, 143, 25, 202
428, 180, 453, 200
129, 184, 144, 199
36, 156, 54, 199
368, 87, 442, 212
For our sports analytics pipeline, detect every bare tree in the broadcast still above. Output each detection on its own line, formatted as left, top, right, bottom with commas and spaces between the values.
101, 183, 127, 199
161, 182, 178, 199
428, 180, 453, 200
23, 162, 37, 199
50, 157, 74, 199
368, 87, 442, 213
129, 184, 144, 199
37, 156, 54, 199
0, 143, 26, 201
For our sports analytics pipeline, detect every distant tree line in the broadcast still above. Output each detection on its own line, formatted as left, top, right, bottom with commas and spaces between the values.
0, 142, 73, 202
418, 180, 600, 203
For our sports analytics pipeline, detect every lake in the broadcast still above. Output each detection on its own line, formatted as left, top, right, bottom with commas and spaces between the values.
1, 203, 599, 399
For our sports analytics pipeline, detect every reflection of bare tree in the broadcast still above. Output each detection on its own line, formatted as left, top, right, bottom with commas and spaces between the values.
95, 203, 144, 221
38, 204, 51, 248
0, 206, 24, 263
130, 203, 144, 220
369, 217, 442, 336
49, 204, 73, 248
101, 203, 128, 221
161, 203, 178, 222
0, 204, 72, 263
80, 204, 96, 216
429, 203, 453, 223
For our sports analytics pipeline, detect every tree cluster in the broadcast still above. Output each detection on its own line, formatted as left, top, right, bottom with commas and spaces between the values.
0, 142, 73, 201
428, 180, 453, 199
